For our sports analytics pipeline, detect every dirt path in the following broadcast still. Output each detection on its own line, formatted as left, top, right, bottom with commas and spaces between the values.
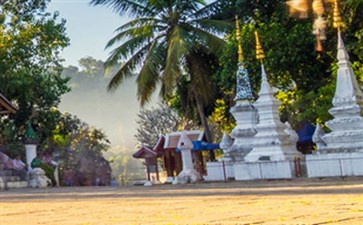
1, 178, 363, 225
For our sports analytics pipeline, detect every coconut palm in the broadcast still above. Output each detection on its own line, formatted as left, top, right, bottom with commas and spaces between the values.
91, 0, 230, 147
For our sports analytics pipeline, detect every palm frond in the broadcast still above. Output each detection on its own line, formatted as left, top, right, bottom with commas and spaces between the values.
90, 0, 153, 17
106, 25, 155, 49
106, 44, 150, 92
191, 18, 233, 34
175, 0, 205, 19
161, 25, 192, 96
193, 0, 222, 19
144, 0, 173, 17
113, 17, 166, 33
137, 42, 164, 106
183, 24, 225, 55
104, 31, 156, 71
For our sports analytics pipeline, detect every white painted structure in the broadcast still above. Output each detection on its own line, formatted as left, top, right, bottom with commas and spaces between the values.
206, 30, 304, 181
308, 31, 363, 178
318, 32, 363, 152
234, 160, 296, 180
219, 132, 234, 161
306, 153, 363, 177
233, 64, 303, 180
174, 132, 201, 184
29, 168, 51, 188
25, 144, 37, 171
203, 161, 234, 181
229, 101, 258, 161
245, 65, 302, 162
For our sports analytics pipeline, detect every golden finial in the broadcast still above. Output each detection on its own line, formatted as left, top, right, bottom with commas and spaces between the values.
333, 0, 344, 31
235, 15, 244, 63
254, 31, 265, 62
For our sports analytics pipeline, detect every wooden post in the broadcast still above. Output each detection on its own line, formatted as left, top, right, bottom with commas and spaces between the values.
155, 159, 159, 182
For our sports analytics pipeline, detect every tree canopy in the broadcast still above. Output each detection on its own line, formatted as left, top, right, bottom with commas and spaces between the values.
0, 0, 70, 151
213, 0, 363, 128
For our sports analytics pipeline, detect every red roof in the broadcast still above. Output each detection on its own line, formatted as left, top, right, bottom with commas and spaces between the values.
133, 146, 159, 159
153, 136, 165, 152
135, 130, 206, 157
0, 94, 17, 114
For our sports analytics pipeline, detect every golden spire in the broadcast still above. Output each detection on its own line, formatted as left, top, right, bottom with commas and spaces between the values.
254, 31, 265, 63
333, 0, 344, 32
235, 15, 244, 63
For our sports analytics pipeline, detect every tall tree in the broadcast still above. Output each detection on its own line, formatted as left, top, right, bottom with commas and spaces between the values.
214, 0, 363, 127
0, 0, 70, 148
90, 0, 231, 149
135, 104, 182, 147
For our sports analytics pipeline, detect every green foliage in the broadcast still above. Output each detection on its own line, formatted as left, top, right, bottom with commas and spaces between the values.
215, 0, 363, 127
0, 0, 70, 148
51, 112, 110, 172
0, 4, 111, 174
91, 1, 233, 149
209, 99, 234, 135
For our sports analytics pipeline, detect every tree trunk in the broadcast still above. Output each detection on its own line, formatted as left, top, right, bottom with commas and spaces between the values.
195, 95, 215, 161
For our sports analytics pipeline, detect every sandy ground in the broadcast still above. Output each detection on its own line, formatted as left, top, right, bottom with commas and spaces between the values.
1, 178, 363, 225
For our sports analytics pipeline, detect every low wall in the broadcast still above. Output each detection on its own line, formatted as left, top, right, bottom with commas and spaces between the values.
204, 161, 234, 181
204, 160, 302, 181
234, 160, 297, 180
306, 153, 363, 177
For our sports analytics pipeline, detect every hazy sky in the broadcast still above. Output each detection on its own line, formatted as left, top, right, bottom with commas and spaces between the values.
48, 0, 128, 66
48, 1, 158, 149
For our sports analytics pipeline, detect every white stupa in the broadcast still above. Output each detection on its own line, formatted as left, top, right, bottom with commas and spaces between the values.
245, 32, 302, 162
318, 31, 363, 152
307, 1, 363, 178
228, 16, 258, 162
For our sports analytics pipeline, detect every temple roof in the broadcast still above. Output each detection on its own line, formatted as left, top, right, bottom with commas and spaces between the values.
0, 94, 17, 115
133, 145, 159, 159
163, 130, 206, 149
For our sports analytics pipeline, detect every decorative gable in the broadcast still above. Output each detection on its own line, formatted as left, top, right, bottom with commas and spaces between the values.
0, 94, 17, 115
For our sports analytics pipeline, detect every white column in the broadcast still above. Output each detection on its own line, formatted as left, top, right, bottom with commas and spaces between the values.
25, 144, 37, 171
175, 132, 201, 184
181, 148, 193, 171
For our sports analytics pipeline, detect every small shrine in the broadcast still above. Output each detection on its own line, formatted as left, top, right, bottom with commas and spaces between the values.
0, 94, 17, 145
133, 145, 162, 183
133, 130, 209, 184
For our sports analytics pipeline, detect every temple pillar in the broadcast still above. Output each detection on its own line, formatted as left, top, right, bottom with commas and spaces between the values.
174, 132, 201, 184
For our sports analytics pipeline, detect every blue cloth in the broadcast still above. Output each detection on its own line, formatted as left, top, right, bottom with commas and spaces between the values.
175, 141, 220, 152
297, 123, 316, 143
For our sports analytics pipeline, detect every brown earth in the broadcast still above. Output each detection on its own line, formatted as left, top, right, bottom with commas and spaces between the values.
1, 177, 363, 225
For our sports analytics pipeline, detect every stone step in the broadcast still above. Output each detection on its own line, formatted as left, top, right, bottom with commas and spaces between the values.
0, 180, 28, 189
0, 169, 13, 176
2, 175, 21, 182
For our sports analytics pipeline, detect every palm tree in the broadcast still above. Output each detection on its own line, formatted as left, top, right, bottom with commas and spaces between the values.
90, 0, 230, 150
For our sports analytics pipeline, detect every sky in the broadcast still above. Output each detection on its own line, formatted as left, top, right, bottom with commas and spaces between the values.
48, 0, 128, 66
48, 0, 158, 149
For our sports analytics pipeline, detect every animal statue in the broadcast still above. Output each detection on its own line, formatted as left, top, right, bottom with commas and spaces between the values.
29, 168, 52, 188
